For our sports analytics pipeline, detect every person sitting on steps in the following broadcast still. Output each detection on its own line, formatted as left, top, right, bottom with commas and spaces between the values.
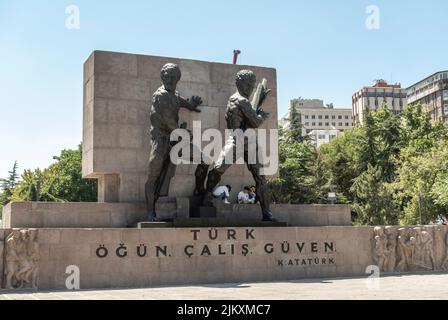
212, 185, 232, 204
238, 186, 255, 204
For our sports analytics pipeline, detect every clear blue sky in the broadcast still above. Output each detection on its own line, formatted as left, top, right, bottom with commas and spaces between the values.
1, 0, 447, 178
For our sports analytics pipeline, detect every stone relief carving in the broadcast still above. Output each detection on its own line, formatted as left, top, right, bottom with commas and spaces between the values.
373, 226, 443, 273
4, 229, 39, 289
442, 231, 448, 270
384, 226, 397, 272
373, 226, 388, 272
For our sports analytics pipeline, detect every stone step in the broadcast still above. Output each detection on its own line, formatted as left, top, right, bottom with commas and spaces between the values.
173, 218, 287, 228
137, 218, 287, 228
137, 222, 174, 228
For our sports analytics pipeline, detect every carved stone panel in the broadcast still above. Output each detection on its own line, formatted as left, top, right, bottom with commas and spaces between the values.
4, 229, 39, 289
373, 226, 446, 273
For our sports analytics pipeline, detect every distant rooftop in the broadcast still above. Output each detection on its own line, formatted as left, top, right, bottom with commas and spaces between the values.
372, 79, 401, 89
289, 98, 350, 110
406, 70, 448, 90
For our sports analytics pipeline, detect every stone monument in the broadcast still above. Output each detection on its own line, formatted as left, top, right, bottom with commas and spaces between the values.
4, 51, 443, 291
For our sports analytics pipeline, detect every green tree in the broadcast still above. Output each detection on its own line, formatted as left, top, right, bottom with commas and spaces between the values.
393, 141, 448, 225
273, 102, 448, 225
0, 161, 19, 210
269, 132, 330, 204
281, 106, 310, 143
11, 144, 97, 203
320, 128, 364, 203
350, 164, 399, 225
11, 168, 60, 202
44, 145, 97, 202
392, 152, 444, 225
356, 105, 402, 181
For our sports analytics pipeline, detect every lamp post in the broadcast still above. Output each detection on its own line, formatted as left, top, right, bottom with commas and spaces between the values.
328, 185, 336, 205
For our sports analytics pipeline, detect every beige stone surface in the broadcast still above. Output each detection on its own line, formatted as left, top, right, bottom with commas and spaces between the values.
2, 202, 351, 228
82, 51, 278, 203
14, 226, 378, 290
0, 225, 445, 291
1, 274, 448, 300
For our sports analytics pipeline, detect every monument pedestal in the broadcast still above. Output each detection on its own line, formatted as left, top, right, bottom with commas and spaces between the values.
138, 218, 287, 228
1, 203, 447, 290
2, 201, 352, 229
198, 206, 217, 218
0, 224, 442, 291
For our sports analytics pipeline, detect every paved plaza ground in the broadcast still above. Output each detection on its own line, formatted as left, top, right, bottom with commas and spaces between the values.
0, 273, 447, 300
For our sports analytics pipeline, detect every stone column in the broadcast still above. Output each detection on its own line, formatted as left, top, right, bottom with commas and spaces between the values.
97, 174, 120, 203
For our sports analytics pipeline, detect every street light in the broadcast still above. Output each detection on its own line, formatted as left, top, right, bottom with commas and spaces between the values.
328, 185, 336, 205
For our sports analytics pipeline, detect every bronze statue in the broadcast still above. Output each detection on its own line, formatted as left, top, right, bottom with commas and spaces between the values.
145, 63, 208, 221
201, 69, 275, 221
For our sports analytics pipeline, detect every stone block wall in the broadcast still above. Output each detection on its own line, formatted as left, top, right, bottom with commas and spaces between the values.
32, 226, 377, 290
2, 202, 351, 228
83, 51, 278, 203
0, 225, 445, 290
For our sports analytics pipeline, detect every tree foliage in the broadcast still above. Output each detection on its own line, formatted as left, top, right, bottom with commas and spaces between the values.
269, 139, 330, 204
0, 161, 19, 212
1, 145, 97, 207
272, 103, 448, 225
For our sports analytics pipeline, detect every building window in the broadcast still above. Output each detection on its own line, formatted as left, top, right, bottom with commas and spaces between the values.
332, 122, 336, 126
338, 115, 342, 119
338, 123, 343, 126
318, 135, 326, 139
312, 115, 315, 119
444, 105, 448, 114
325, 122, 329, 126
305, 122, 309, 126
345, 123, 349, 126
318, 115, 322, 119
306, 129, 311, 134
304, 115, 309, 119
345, 115, 349, 119
312, 122, 316, 126
332, 115, 335, 119
375, 99, 379, 107
444, 90, 448, 101
318, 122, 322, 126
399, 99, 403, 107
325, 115, 329, 119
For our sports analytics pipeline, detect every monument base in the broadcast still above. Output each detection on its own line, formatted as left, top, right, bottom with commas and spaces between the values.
0, 224, 445, 290
138, 218, 287, 228
2, 201, 352, 229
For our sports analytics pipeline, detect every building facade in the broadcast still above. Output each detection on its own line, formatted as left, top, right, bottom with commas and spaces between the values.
352, 80, 407, 125
281, 98, 353, 140
406, 71, 448, 124
308, 129, 344, 148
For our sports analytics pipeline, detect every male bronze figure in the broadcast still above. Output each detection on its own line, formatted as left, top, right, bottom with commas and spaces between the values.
202, 69, 275, 221
145, 63, 208, 221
